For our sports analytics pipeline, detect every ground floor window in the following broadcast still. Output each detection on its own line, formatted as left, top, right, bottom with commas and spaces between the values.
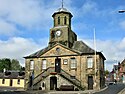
17, 79, 20, 84
2, 79, 5, 84
70, 76, 76, 79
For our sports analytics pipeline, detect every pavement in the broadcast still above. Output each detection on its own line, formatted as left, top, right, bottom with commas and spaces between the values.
48, 86, 108, 94
1, 84, 125, 94
0, 86, 108, 94
118, 88, 125, 94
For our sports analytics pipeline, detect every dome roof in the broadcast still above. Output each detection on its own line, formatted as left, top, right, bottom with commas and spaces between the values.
52, 7, 73, 17
55, 8, 69, 13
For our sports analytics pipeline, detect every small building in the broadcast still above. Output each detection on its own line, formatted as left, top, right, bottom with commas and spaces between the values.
24, 6, 106, 91
0, 71, 25, 88
119, 59, 125, 83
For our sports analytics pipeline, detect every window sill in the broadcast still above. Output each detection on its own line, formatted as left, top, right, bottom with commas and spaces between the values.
86, 68, 94, 70
70, 68, 77, 70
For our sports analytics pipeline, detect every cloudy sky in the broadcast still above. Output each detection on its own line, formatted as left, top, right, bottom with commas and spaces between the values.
0, 0, 125, 71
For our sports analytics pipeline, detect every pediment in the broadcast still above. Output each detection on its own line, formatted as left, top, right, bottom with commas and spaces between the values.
41, 44, 79, 57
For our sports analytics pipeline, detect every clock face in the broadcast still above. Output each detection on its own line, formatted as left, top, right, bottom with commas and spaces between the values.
56, 30, 61, 37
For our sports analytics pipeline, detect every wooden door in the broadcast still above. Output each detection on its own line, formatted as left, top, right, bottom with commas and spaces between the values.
55, 58, 61, 73
50, 76, 57, 90
88, 76, 93, 90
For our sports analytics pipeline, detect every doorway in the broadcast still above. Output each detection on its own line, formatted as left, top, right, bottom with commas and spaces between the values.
29, 75, 33, 87
55, 58, 61, 73
50, 76, 57, 90
88, 76, 93, 90
10, 79, 13, 86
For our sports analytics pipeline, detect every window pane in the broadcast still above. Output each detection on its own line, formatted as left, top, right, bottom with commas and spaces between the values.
17, 79, 20, 84
42, 60, 46, 69
64, 16, 67, 25
71, 58, 77, 69
87, 58, 93, 68
2, 79, 5, 84
63, 59, 68, 65
58, 17, 60, 25
30, 60, 34, 70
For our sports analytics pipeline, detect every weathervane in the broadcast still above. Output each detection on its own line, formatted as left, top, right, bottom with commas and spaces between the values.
62, 0, 64, 8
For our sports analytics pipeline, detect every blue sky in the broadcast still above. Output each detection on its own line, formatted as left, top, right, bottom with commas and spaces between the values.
0, 0, 125, 71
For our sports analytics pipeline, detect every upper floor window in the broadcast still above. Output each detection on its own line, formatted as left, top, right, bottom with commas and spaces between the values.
58, 17, 60, 25
70, 58, 77, 69
30, 60, 34, 70
87, 57, 93, 68
42, 59, 47, 70
63, 59, 68, 65
64, 16, 67, 25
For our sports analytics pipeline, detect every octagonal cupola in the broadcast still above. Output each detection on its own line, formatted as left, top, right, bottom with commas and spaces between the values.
52, 7, 73, 27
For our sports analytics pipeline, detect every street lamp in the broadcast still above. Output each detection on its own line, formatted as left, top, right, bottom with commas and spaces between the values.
118, 10, 125, 13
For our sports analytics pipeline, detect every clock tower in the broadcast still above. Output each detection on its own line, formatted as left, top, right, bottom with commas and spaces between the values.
49, 7, 77, 48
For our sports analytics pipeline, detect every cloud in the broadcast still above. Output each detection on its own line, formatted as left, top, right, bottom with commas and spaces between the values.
119, 20, 125, 30
81, 1, 97, 15
0, 37, 42, 66
80, 38, 125, 71
0, 0, 58, 36
0, 19, 18, 35
72, 0, 99, 18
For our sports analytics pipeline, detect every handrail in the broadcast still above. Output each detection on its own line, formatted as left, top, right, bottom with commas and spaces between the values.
60, 69, 84, 90
33, 67, 53, 80
26, 67, 84, 90
61, 69, 80, 84
33, 67, 55, 86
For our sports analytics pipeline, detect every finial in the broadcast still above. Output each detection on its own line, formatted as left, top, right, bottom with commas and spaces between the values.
62, 0, 64, 8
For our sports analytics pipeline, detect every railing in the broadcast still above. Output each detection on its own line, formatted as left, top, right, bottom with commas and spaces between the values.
60, 69, 84, 90
33, 67, 55, 86
26, 67, 84, 90
61, 69, 80, 85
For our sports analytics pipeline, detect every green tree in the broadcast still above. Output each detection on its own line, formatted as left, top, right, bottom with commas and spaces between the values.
20, 67, 25, 71
11, 59, 21, 70
4, 58, 11, 70
0, 59, 4, 71
0, 58, 11, 71
105, 70, 109, 76
0, 58, 22, 71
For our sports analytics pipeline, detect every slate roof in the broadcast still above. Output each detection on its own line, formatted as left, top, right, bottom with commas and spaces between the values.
28, 47, 49, 57
72, 41, 95, 54
0, 71, 25, 79
24, 41, 103, 59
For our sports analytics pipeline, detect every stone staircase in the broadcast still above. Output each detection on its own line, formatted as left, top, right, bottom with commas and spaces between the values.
27, 67, 84, 90
33, 67, 55, 89
59, 69, 84, 90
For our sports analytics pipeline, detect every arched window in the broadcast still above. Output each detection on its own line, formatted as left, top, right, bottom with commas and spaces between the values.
42, 82, 45, 87
64, 16, 67, 25
58, 17, 60, 25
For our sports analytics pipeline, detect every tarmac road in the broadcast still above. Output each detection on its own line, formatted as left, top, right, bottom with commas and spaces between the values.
94, 83, 125, 94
